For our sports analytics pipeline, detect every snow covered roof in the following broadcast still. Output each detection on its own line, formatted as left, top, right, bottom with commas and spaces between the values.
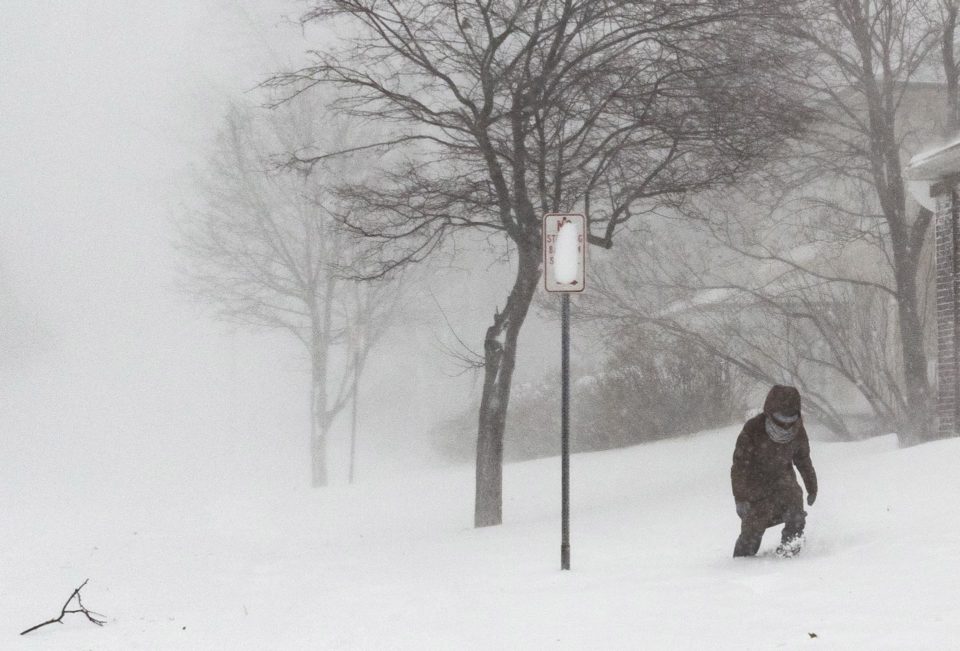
907, 135, 960, 180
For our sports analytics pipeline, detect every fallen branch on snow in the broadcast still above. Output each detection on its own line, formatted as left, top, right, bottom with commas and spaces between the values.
20, 579, 106, 635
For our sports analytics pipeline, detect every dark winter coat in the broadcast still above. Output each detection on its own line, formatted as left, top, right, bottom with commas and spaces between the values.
730, 386, 818, 504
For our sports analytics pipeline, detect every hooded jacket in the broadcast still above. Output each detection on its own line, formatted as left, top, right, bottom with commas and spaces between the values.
730, 385, 818, 503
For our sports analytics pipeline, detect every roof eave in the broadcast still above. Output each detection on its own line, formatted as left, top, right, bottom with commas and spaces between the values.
908, 140, 960, 180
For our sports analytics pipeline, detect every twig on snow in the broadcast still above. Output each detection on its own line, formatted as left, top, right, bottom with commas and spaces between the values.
20, 579, 106, 635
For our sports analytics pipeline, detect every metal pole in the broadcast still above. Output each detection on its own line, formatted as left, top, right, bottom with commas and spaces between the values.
561, 292, 571, 570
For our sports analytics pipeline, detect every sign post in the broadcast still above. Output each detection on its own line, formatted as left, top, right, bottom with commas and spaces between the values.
543, 214, 586, 571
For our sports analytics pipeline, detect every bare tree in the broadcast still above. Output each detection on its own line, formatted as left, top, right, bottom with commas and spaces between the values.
177, 100, 396, 486
265, 0, 806, 526
584, 0, 960, 445
582, 194, 913, 439
761, 0, 949, 444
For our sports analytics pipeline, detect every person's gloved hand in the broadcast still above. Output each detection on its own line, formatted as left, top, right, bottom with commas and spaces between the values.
736, 501, 750, 518
807, 491, 817, 506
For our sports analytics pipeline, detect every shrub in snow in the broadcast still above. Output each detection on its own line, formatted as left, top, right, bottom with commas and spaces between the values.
429, 333, 746, 462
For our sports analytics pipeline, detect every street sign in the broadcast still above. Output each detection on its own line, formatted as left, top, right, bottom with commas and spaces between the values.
543, 213, 585, 570
543, 213, 586, 292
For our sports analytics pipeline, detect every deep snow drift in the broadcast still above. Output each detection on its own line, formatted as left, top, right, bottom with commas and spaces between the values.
2, 426, 958, 650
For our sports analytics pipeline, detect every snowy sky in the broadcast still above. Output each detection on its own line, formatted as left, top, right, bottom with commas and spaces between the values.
0, 1, 435, 494
0, 1, 310, 494
0, 0, 299, 324
0, 1, 568, 498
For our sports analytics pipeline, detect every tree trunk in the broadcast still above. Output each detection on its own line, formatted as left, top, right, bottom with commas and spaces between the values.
309, 281, 335, 487
864, 81, 933, 445
894, 263, 932, 446
349, 344, 360, 484
475, 246, 541, 527
882, 160, 932, 445
310, 361, 329, 487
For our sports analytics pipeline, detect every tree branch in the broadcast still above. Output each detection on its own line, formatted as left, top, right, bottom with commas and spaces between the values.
21, 580, 106, 636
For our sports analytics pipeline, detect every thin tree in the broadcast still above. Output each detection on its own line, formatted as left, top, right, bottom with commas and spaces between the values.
768, 0, 947, 443
177, 100, 395, 486
940, 0, 960, 131
265, 0, 807, 525
586, 0, 960, 444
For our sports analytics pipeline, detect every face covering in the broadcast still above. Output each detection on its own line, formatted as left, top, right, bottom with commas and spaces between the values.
765, 411, 800, 443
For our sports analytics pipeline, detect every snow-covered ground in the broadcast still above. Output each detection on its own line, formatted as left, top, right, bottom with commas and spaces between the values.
2, 426, 958, 650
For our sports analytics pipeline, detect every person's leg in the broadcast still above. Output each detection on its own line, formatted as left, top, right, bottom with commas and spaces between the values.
779, 483, 806, 544
733, 499, 775, 557
733, 528, 762, 557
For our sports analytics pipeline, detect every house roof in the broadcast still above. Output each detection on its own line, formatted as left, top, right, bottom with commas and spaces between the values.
907, 135, 960, 180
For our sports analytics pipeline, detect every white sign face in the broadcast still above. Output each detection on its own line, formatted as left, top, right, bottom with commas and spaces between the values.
543, 213, 586, 292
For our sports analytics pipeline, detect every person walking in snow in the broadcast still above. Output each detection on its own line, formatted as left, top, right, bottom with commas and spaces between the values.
731, 384, 818, 558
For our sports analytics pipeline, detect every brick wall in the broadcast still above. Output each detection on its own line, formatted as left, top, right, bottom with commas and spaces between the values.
935, 185, 960, 437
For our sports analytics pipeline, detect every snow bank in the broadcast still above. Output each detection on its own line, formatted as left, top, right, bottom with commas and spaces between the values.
2, 427, 958, 649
